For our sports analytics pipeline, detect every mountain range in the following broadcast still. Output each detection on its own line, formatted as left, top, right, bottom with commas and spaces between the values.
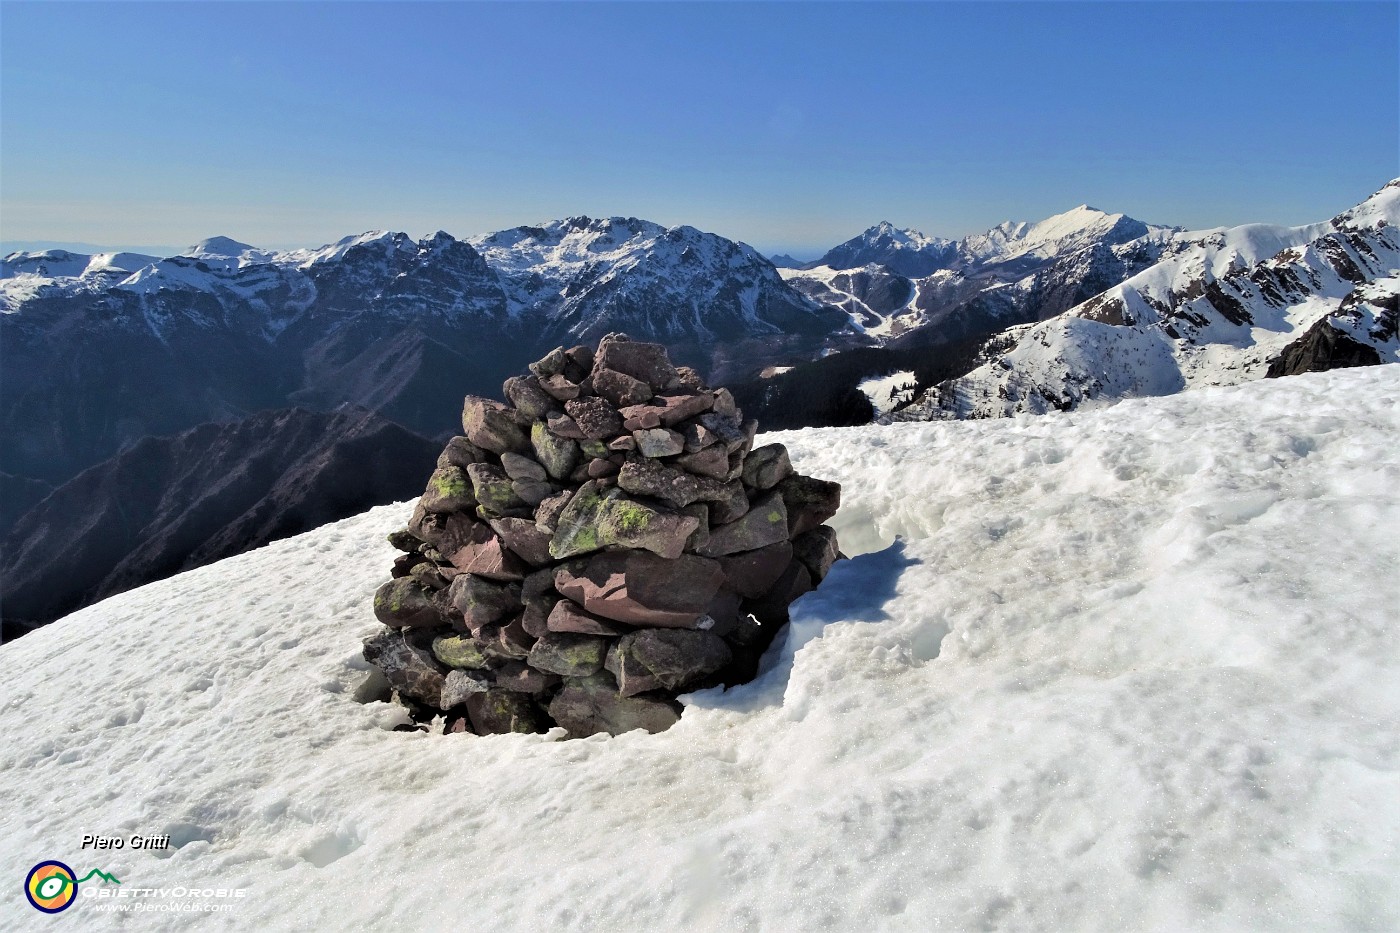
894, 180, 1400, 420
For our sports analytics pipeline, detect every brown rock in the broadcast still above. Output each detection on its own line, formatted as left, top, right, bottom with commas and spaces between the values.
533, 489, 574, 533
595, 335, 679, 389
363, 629, 449, 706
420, 465, 477, 513
462, 396, 530, 454
791, 525, 841, 583
437, 436, 489, 470
652, 392, 714, 427
529, 346, 568, 378
492, 661, 561, 694
466, 689, 546, 734
503, 375, 559, 420
777, 474, 842, 536
549, 481, 699, 560
587, 458, 620, 478
742, 444, 792, 490
447, 573, 521, 633
488, 517, 555, 567
608, 435, 637, 452
554, 550, 725, 628
676, 445, 729, 479
373, 578, 446, 629
606, 629, 733, 696
548, 671, 682, 737
616, 458, 701, 508
545, 412, 586, 439
441, 668, 492, 707
709, 482, 751, 525
443, 523, 526, 581
719, 540, 794, 598
547, 599, 633, 636
501, 451, 547, 482
528, 631, 610, 677
746, 559, 814, 626
619, 405, 662, 431
565, 396, 624, 439
592, 367, 654, 406
681, 421, 720, 453
697, 491, 789, 557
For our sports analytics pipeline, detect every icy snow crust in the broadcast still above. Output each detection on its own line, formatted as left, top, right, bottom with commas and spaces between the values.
2, 368, 1398, 931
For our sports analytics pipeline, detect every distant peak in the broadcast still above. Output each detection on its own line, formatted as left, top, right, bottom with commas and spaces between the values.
185, 236, 261, 258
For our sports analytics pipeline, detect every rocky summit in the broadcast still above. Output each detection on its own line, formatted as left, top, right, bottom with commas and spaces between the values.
362, 334, 843, 737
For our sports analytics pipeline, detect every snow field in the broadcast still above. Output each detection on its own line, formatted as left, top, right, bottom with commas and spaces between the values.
1, 367, 1397, 931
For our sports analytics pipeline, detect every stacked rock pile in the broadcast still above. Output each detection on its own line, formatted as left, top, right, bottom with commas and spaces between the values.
363, 334, 842, 737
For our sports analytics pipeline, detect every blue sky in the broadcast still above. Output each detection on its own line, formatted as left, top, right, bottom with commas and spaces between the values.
2, 1, 1397, 257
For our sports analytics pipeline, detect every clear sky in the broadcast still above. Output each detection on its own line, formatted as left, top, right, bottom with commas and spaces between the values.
2, 1, 1397, 258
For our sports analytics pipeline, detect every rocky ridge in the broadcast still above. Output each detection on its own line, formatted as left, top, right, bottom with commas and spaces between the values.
363, 334, 842, 737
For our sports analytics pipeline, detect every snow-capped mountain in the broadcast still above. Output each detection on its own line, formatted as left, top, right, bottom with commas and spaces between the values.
782, 206, 1180, 342
811, 220, 957, 278
897, 180, 1400, 420
3, 367, 1397, 931
0, 221, 847, 486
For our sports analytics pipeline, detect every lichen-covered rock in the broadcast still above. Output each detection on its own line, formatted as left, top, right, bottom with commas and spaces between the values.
373, 578, 445, 628
466, 690, 546, 735
363, 630, 449, 706
530, 422, 580, 481
606, 629, 733, 696
634, 427, 685, 458
527, 631, 609, 677
462, 396, 530, 455
467, 463, 527, 519
697, 491, 789, 557
549, 481, 698, 560
365, 332, 840, 740
503, 375, 558, 421
448, 573, 521, 632
432, 633, 493, 670
547, 671, 682, 737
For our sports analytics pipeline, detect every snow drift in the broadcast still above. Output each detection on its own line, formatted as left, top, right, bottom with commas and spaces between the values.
1, 367, 1397, 931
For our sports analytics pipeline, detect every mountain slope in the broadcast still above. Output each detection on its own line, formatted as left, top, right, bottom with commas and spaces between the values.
1, 367, 1396, 930
897, 180, 1400, 420
1, 221, 848, 486
0, 408, 439, 640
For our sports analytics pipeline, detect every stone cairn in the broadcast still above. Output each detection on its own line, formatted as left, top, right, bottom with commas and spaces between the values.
363, 334, 842, 737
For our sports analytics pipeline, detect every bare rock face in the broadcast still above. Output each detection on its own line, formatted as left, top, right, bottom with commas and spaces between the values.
363, 333, 843, 738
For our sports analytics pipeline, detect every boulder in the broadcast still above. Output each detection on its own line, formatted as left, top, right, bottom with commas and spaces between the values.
420, 466, 477, 513
501, 452, 547, 483
387, 529, 422, 552
373, 578, 445, 629
529, 346, 568, 378
363, 630, 448, 706
675, 445, 729, 479
437, 435, 489, 470
431, 633, 493, 670
777, 474, 842, 536
443, 522, 526, 581
534, 489, 574, 533
742, 444, 793, 491
488, 517, 555, 567
547, 599, 632, 636
564, 397, 623, 439
791, 526, 841, 583
697, 491, 788, 557
595, 335, 679, 389
527, 631, 610, 677
547, 671, 682, 737
492, 660, 561, 695
634, 427, 685, 458
440, 668, 492, 707
652, 392, 714, 427
606, 629, 733, 696
616, 458, 702, 508
467, 463, 527, 518
448, 574, 521, 632
531, 422, 580, 480
719, 540, 794, 599
466, 690, 546, 735
503, 375, 558, 420
592, 367, 654, 406
549, 481, 698, 560
462, 396, 530, 455
554, 550, 724, 628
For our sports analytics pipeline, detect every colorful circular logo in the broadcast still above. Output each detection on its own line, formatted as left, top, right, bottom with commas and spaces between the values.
25, 861, 78, 913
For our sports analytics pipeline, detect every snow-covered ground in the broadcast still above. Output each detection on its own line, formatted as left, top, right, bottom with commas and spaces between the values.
2, 367, 1398, 931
